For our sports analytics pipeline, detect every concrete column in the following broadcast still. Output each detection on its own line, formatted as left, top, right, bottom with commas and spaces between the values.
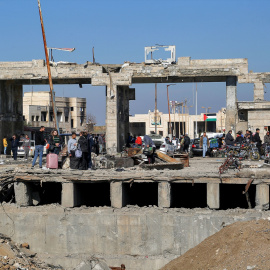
225, 76, 237, 136
61, 183, 79, 208
110, 182, 123, 208
14, 182, 32, 206
207, 183, 219, 209
158, 182, 171, 208
254, 82, 264, 101
106, 85, 131, 154
0, 81, 23, 154
255, 184, 269, 210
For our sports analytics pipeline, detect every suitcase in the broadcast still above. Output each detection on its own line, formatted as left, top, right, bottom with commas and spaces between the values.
46, 153, 58, 169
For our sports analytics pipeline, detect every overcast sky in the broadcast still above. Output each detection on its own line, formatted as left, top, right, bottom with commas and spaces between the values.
0, 0, 270, 125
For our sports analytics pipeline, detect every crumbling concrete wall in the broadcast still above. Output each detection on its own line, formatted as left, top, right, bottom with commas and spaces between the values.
0, 81, 23, 154
0, 205, 268, 270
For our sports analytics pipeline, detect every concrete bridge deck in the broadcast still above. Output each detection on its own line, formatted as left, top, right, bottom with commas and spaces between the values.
1, 158, 269, 211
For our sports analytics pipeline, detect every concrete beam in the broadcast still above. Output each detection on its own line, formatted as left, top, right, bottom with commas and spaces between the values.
158, 182, 171, 208
110, 182, 123, 208
254, 82, 264, 101
255, 184, 269, 210
14, 182, 32, 206
61, 183, 79, 208
207, 183, 219, 209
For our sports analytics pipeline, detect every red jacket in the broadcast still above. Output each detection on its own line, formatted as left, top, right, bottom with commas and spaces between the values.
135, 136, 142, 145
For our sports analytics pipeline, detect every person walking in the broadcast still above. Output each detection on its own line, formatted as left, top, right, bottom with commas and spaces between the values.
32, 126, 46, 169
183, 133, 190, 153
200, 132, 209, 158
264, 131, 270, 144
3, 136, 8, 155
22, 134, 31, 160
9, 135, 19, 160
48, 130, 63, 155
78, 132, 89, 170
68, 132, 79, 169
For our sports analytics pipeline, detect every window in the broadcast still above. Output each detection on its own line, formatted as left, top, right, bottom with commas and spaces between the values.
159, 131, 163, 136
41, 112, 47, 121
32, 116, 35, 122
80, 107, 84, 112
36, 116, 39, 121
70, 107, 74, 111
80, 117, 84, 126
65, 116, 68, 123
71, 119, 74, 128
50, 113, 53, 122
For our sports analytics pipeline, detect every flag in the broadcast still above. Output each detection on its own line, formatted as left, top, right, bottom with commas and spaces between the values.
204, 113, 216, 122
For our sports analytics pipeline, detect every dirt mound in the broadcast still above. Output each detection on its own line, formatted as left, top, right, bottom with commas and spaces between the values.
161, 219, 270, 270
0, 233, 62, 269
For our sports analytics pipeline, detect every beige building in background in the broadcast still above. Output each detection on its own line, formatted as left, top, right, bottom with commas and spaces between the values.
129, 108, 226, 139
23, 91, 86, 133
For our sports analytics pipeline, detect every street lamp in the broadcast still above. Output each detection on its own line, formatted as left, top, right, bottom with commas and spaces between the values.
202, 106, 211, 132
167, 84, 176, 136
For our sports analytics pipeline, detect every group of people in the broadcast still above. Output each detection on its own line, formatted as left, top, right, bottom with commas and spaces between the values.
67, 131, 100, 170
2, 126, 106, 170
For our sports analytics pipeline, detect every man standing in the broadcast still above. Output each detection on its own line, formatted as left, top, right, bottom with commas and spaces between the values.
22, 134, 31, 160
199, 132, 209, 158
225, 130, 234, 146
183, 133, 190, 153
9, 135, 19, 160
264, 131, 270, 144
32, 126, 46, 169
68, 132, 78, 169
253, 128, 262, 154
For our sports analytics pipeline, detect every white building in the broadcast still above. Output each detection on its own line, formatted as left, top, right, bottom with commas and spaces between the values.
129, 108, 226, 139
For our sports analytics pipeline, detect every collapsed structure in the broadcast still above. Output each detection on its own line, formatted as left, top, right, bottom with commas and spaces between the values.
0, 56, 270, 154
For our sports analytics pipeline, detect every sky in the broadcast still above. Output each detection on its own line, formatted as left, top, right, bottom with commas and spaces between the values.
0, 0, 270, 125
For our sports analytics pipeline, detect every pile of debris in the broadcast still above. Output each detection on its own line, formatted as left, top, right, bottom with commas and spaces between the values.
0, 234, 62, 269
161, 219, 270, 270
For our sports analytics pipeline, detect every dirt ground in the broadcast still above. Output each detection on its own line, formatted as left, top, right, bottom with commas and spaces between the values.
161, 219, 270, 270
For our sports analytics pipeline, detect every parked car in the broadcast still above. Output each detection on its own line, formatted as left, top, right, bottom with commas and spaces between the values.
17, 140, 35, 157
190, 138, 203, 156
160, 139, 175, 154
146, 134, 165, 149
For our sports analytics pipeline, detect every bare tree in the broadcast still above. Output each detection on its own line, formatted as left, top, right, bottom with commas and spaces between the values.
85, 113, 97, 133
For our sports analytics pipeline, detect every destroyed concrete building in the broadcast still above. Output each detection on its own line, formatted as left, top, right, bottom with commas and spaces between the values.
23, 91, 86, 133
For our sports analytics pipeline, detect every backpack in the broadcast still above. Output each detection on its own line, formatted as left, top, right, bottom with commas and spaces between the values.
79, 137, 88, 152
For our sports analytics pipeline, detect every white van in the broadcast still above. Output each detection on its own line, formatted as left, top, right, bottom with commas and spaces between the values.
17, 140, 48, 157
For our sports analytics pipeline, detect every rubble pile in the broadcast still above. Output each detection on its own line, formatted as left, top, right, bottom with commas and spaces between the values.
161, 219, 270, 270
0, 234, 62, 270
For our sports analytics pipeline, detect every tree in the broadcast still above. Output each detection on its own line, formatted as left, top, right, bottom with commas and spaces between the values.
85, 113, 97, 133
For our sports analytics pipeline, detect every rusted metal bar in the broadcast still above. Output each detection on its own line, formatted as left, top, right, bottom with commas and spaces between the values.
242, 178, 254, 194
37, 0, 59, 133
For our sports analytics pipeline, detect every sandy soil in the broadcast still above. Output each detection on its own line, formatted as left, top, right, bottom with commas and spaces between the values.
161, 219, 270, 270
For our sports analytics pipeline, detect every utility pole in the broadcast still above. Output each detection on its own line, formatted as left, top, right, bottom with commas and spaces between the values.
155, 83, 157, 134
195, 83, 198, 138
37, 0, 59, 133
167, 84, 175, 136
